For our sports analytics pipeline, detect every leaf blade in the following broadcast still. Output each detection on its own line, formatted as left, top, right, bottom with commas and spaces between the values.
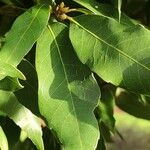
15, 59, 39, 115
0, 4, 50, 66
74, 0, 131, 25
98, 85, 115, 131
70, 15, 150, 96
0, 77, 23, 92
36, 23, 100, 150
0, 91, 44, 150
116, 88, 150, 120
113, 0, 122, 22
0, 126, 9, 150
117, 0, 122, 22
0, 61, 25, 80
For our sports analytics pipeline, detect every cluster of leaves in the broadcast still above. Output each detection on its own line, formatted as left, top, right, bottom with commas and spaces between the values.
0, 0, 150, 149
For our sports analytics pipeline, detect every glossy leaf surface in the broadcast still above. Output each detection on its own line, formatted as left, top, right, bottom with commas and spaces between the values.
36, 23, 100, 150
0, 61, 25, 80
0, 5, 50, 66
0, 126, 8, 150
0, 91, 44, 150
70, 15, 150, 96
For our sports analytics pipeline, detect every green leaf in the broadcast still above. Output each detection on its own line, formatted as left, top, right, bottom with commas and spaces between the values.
70, 15, 150, 96
74, 0, 114, 16
96, 134, 106, 150
0, 55, 25, 93
99, 122, 112, 142
95, 85, 115, 145
0, 117, 21, 148
36, 22, 100, 150
117, 0, 122, 22
113, 0, 122, 22
0, 4, 51, 66
97, 85, 115, 131
0, 77, 23, 92
0, 90, 44, 150
15, 59, 40, 115
74, 0, 132, 25
116, 88, 150, 120
0, 61, 25, 80
0, 126, 9, 150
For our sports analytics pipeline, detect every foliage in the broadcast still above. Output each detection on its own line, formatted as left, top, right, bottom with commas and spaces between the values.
0, 0, 150, 149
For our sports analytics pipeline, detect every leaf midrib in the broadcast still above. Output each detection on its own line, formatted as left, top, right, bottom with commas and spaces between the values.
5, 5, 44, 64
48, 25, 83, 149
71, 18, 150, 72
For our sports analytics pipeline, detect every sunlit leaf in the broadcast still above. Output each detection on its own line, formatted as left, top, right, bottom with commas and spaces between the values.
0, 61, 25, 80
0, 91, 44, 150
36, 22, 100, 150
0, 117, 21, 148
70, 15, 150, 96
0, 126, 9, 150
0, 4, 51, 66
